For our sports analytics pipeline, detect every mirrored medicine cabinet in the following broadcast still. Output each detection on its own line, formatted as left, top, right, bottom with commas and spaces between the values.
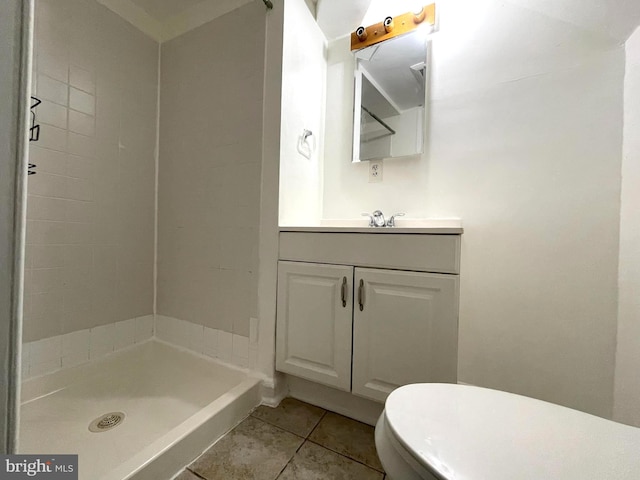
352, 29, 429, 163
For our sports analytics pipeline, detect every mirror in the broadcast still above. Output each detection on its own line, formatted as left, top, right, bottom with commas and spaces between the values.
352, 30, 428, 162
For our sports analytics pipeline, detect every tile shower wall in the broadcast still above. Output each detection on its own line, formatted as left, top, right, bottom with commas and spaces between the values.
22, 315, 154, 379
24, 0, 158, 342
155, 316, 257, 369
157, 2, 265, 338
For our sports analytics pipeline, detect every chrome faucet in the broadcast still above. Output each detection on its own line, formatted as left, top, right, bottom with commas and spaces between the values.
386, 213, 405, 227
362, 211, 405, 227
361, 210, 385, 227
361, 212, 375, 227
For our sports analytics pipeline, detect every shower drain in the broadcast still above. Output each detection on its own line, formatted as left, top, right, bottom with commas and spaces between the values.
88, 412, 125, 433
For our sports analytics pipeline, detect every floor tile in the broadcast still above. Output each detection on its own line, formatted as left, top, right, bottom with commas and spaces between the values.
277, 441, 384, 480
308, 412, 384, 472
189, 416, 304, 480
175, 470, 202, 480
252, 398, 326, 438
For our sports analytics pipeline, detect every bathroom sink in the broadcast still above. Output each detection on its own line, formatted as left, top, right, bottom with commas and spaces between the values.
279, 218, 463, 234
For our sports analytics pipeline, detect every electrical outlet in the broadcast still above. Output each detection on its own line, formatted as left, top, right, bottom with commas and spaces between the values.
369, 160, 383, 183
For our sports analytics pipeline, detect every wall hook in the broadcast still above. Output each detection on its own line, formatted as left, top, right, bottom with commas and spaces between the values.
297, 129, 314, 159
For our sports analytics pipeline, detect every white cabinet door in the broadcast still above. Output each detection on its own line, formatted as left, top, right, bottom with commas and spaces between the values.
276, 261, 354, 391
352, 268, 459, 402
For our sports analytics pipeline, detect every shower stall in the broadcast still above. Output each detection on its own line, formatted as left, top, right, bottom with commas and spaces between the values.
2, 0, 283, 477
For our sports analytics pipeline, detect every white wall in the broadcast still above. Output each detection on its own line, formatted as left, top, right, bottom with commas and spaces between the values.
322, 0, 625, 417
278, 0, 326, 226
614, 27, 640, 426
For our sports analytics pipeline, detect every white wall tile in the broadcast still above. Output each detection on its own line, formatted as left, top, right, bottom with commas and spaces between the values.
38, 74, 68, 106
232, 355, 249, 368
66, 132, 96, 158
218, 331, 233, 362
61, 328, 89, 357
62, 352, 89, 368
61, 329, 90, 367
188, 322, 205, 354
31, 245, 65, 269
37, 125, 67, 152
172, 318, 190, 350
152, 316, 251, 369
27, 220, 67, 246
156, 315, 192, 350
66, 155, 92, 180
27, 196, 67, 223
65, 184, 93, 211
30, 359, 61, 377
30, 336, 62, 365
38, 100, 68, 129
69, 65, 95, 95
30, 268, 62, 295
248, 345, 259, 369
69, 87, 95, 116
27, 172, 68, 199
114, 318, 136, 350
89, 343, 111, 361
23, 317, 146, 379
203, 327, 218, 358
166, 317, 180, 343
232, 334, 249, 360
38, 51, 68, 83
249, 317, 259, 344
68, 111, 95, 137
27, 146, 67, 176
22, 315, 255, 380
155, 315, 172, 341
90, 323, 115, 359
65, 200, 93, 223
135, 315, 154, 343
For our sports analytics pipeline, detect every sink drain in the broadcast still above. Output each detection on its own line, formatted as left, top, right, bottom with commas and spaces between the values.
89, 412, 125, 433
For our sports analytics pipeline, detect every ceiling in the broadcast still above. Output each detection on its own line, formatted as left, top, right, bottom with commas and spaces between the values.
129, 0, 207, 22
97, 0, 254, 41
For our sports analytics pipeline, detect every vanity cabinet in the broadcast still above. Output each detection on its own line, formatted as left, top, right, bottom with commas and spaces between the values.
276, 229, 461, 403
276, 262, 353, 391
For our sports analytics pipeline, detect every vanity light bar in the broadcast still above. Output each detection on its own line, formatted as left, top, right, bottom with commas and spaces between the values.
351, 3, 436, 51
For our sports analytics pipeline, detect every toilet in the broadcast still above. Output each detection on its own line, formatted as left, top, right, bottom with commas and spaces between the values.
375, 383, 640, 480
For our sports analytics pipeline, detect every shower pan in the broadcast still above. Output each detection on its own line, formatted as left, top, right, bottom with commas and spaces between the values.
20, 342, 260, 479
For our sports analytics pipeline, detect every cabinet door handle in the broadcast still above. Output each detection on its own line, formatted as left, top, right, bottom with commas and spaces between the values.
358, 279, 365, 311
341, 276, 348, 308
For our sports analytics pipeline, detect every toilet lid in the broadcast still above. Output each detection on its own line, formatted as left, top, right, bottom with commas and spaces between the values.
384, 383, 640, 480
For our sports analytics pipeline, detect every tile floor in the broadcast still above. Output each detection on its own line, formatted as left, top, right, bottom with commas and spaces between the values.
176, 398, 386, 480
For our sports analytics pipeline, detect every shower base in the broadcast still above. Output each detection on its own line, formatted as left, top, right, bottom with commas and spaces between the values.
19, 340, 261, 480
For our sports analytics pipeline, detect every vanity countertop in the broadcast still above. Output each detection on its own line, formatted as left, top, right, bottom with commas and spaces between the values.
279, 219, 463, 235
